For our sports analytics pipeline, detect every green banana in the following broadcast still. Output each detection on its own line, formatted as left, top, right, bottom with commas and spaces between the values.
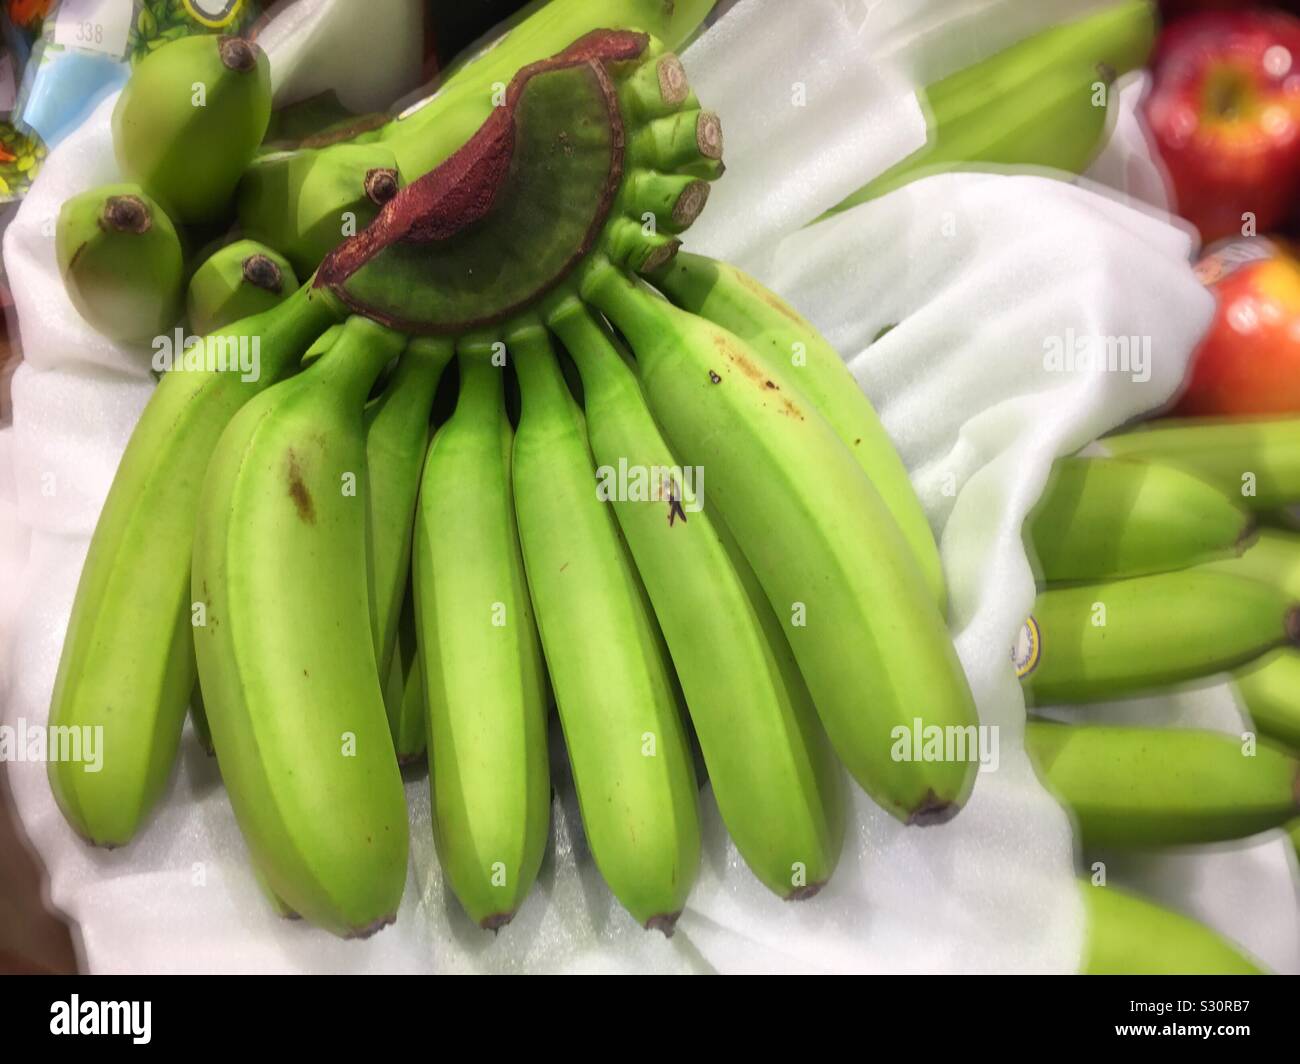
113, 34, 272, 224
237, 143, 402, 279
1026, 722, 1300, 847
1206, 528, 1300, 599
1290, 819, 1300, 863
186, 240, 299, 336
1079, 880, 1263, 974
545, 294, 843, 898
1021, 569, 1300, 704
191, 315, 409, 936
1102, 417, 1300, 512
363, 336, 455, 758
413, 348, 550, 929
376, 0, 715, 180
1026, 457, 1251, 583
190, 688, 214, 757
650, 251, 945, 610
48, 283, 340, 846
824, 0, 1156, 217
56, 183, 184, 343
581, 261, 979, 825
1232, 649, 1300, 753
508, 319, 700, 931
385, 581, 426, 764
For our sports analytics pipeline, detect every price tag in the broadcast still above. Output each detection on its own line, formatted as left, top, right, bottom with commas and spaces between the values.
53, 0, 132, 58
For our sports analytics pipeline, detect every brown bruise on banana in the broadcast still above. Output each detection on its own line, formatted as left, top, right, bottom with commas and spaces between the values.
285, 450, 315, 523
316, 30, 648, 297
708, 333, 805, 421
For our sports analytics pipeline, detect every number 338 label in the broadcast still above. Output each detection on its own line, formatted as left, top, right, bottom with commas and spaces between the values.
53, 0, 132, 58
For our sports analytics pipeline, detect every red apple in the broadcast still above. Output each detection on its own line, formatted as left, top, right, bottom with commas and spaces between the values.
1144, 10, 1300, 243
1176, 238, 1300, 415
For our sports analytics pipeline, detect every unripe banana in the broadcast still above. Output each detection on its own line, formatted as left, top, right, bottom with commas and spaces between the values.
581, 260, 978, 825
190, 688, 214, 757
237, 143, 402, 278
363, 336, 455, 757
1232, 649, 1300, 753
650, 250, 945, 609
825, 0, 1155, 217
627, 109, 724, 180
545, 294, 843, 898
1026, 457, 1251, 583
385, 583, 426, 764
48, 283, 341, 846
1079, 880, 1264, 974
113, 35, 272, 224
1205, 528, 1300, 599
1290, 819, 1300, 863
1026, 722, 1300, 848
191, 315, 409, 936
413, 348, 550, 929
1102, 416, 1300, 512
55, 183, 184, 343
1021, 569, 1300, 705
186, 240, 298, 336
508, 319, 700, 931
378, 1, 715, 179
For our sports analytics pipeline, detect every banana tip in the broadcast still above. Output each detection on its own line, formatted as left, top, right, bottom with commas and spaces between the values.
1286, 606, 1300, 646
480, 912, 515, 933
906, 791, 962, 827
644, 912, 681, 938
786, 882, 826, 902
344, 913, 397, 940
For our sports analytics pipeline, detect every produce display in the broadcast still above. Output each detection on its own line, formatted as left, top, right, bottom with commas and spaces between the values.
12, 0, 1300, 976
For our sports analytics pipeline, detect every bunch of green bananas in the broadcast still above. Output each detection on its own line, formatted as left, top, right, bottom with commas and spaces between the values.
822, 0, 1156, 219
1019, 417, 1300, 974
44, 2, 1270, 974
47, 19, 982, 942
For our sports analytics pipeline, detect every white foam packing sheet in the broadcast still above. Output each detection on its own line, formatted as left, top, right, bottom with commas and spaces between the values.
0, 0, 1293, 973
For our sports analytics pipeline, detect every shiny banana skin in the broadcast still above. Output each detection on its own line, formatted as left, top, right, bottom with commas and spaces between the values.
56, 183, 184, 343
1026, 722, 1300, 848
650, 251, 945, 610
581, 260, 979, 825
413, 348, 550, 929
1206, 528, 1300, 599
1079, 880, 1264, 974
1021, 569, 1300, 705
1232, 649, 1300, 753
1102, 416, 1300, 512
186, 239, 299, 336
385, 581, 427, 764
825, 1, 1155, 216
48, 283, 341, 846
113, 34, 272, 224
508, 319, 700, 931
363, 336, 455, 757
1026, 457, 1251, 583
545, 293, 843, 898
191, 316, 409, 936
